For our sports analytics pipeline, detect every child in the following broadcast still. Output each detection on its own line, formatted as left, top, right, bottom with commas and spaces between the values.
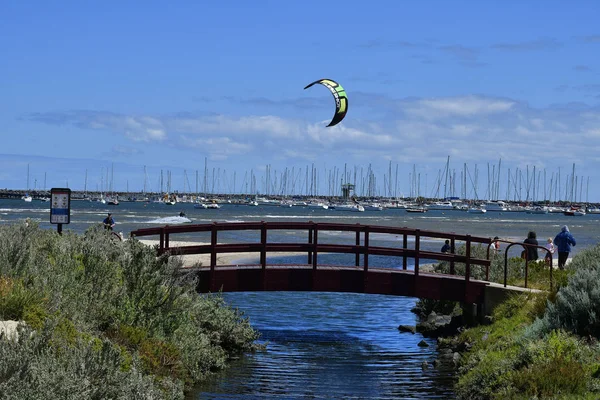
545, 237, 555, 265
492, 236, 500, 252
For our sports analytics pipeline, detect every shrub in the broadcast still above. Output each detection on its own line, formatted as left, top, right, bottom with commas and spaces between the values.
0, 277, 47, 323
0, 322, 182, 400
0, 223, 261, 396
542, 266, 600, 338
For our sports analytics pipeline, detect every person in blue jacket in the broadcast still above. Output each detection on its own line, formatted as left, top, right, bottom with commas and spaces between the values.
554, 225, 576, 270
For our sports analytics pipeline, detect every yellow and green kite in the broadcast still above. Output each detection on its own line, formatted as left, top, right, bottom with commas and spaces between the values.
304, 78, 348, 127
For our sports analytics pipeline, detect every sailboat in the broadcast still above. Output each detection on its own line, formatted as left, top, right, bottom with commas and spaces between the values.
105, 163, 119, 205
23, 164, 32, 202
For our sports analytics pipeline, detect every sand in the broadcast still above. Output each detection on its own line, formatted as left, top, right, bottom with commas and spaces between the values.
138, 239, 292, 267
136, 239, 439, 271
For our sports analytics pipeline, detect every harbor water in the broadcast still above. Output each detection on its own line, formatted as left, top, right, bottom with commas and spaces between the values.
1, 199, 599, 399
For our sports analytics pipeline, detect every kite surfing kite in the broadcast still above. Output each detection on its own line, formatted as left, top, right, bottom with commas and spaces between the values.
304, 78, 348, 127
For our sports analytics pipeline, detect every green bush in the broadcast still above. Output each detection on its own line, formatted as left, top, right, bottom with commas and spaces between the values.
0, 223, 261, 397
0, 277, 46, 322
454, 244, 600, 399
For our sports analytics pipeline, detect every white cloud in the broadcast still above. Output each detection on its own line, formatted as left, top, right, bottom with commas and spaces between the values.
403, 95, 515, 119
24, 96, 600, 178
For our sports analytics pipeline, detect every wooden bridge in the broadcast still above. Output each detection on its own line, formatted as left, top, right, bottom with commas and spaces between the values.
130, 221, 502, 306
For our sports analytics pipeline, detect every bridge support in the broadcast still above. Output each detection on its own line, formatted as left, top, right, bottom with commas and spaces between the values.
461, 302, 485, 325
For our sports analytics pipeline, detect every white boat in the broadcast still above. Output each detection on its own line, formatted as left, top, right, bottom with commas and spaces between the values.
525, 206, 549, 214
307, 202, 328, 210
256, 198, 280, 206
482, 201, 508, 211
564, 209, 585, 216
332, 204, 365, 212
362, 203, 384, 211
587, 207, 600, 214
406, 207, 427, 213
22, 194, 33, 202
467, 207, 486, 214
426, 201, 455, 210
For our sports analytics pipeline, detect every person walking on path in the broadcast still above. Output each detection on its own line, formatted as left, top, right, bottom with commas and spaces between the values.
554, 225, 576, 270
523, 231, 539, 261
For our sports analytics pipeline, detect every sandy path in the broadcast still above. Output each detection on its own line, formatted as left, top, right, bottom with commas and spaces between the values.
137, 239, 299, 267
136, 239, 438, 271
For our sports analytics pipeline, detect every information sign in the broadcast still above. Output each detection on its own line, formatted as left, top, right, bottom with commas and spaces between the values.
50, 188, 71, 225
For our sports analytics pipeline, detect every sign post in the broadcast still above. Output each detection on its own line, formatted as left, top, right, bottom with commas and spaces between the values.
50, 188, 71, 235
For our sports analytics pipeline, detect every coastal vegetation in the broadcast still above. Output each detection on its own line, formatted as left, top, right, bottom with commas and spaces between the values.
419, 242, 600, 399
0, 222, 261, 399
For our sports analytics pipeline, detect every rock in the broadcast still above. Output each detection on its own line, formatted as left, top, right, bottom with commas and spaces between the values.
421, 361, 429, 370
418, 340, 430, 347
0, 320, 23, 341
417, 313, 464, 338
398, 325, 416, 334
452, 352, 461, 366
432, 359, 441, 368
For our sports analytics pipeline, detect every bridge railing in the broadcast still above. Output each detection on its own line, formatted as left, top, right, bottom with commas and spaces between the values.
485, 239, 555, 290
130, 221, 493, 284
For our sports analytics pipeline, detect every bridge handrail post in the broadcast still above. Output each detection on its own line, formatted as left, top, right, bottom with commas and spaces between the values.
260, 221, 267, 270
485, 242, 492, 280
414, 229, 420, 277
159, 227, 165, 254
210, 223, 217, 269
355, 224, 360, 267
402, 233, 408, 270
465, 235, 471, 283
312, 223, 318, 270
308, 220, 313, 265
364, 226, 369, 273
165, 227, 170, 251
450, 237, 456, 275
210, 223, 217, 292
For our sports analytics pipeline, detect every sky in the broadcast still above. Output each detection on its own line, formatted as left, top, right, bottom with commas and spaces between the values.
1, 1, 600, 201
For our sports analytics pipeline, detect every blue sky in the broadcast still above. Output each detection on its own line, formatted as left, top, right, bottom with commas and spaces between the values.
2, 1, 600, 201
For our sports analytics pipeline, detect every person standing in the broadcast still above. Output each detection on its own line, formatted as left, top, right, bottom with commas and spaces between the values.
523, 231, 539, 261
492, 236, 501, 253
554, 225, 576, 270
103, 213, 115, 231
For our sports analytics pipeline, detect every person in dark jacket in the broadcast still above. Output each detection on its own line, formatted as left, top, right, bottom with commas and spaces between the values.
554, 225, 576, 270
523, 231, 539, 261
441, 240, 451, 253
103, 213, 115, 231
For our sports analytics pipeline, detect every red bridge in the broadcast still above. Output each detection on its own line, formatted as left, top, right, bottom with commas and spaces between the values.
131, 222, 498, 306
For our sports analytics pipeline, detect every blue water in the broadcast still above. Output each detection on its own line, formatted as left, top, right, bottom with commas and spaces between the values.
2, 198, 599, 398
